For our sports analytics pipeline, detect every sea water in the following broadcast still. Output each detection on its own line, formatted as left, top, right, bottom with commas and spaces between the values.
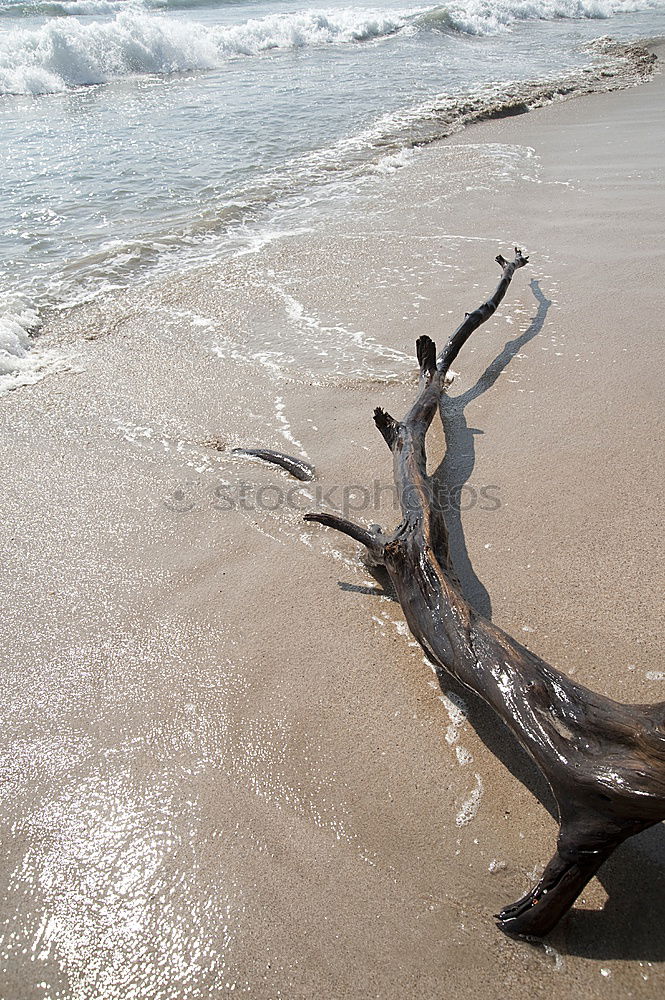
1, 0, 665, 390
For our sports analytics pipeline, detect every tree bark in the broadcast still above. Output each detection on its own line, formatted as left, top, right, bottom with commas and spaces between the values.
304, 250, 665, 938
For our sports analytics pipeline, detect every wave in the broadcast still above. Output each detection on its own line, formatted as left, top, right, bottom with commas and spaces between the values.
0, 289, 76, 394
4, 37, 656, 287
258, 35, 656, 190
0, 8, 410, 93
0, 293, 40, 371
2, 0, 663, 22
0, 33, 656, 390
413, 1, 665, 36
51, 38, 656, 276
0, 0, 257, 19
2, 2, 663, 94
0, 291, 44, 392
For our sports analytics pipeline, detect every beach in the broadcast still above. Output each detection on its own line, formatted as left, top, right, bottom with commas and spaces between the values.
1, 34, 664, 1000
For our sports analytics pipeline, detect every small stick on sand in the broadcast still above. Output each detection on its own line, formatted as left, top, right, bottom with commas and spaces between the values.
232, 448, 315, 482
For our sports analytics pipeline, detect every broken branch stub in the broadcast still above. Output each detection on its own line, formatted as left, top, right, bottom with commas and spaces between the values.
304, 249, 665, 938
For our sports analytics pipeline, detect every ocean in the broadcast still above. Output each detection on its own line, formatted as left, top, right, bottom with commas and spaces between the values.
1, 0, 665, 392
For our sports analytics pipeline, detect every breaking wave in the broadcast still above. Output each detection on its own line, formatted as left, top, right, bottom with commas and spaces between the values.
0, 292, 43, 393
1, 0, 663, 20
0, 8, 410, 94
0, 0, 254, 16
0, 26, 657, 388
2, 1, 664, 94
413, 1, 665, 36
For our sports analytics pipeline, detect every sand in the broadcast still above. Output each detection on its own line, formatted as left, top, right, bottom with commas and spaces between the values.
1, 44, 664, 1000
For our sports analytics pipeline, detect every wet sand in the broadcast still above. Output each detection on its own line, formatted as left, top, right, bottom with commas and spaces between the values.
1, 45, 664, 1000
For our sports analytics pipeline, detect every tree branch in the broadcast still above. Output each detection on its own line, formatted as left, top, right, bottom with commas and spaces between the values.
437, 248, 529, 377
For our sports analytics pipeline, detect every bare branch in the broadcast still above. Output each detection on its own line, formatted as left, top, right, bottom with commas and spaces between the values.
305, 251, 665, 939
437, 248, 529, 377
303, 513, 385, 560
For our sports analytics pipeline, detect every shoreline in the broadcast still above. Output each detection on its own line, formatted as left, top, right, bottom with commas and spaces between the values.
1, 41, 664, 1000
1, 31, 662, 396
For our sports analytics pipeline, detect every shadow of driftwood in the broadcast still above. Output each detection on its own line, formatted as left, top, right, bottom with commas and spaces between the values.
338, 579, 395, 601
559, 822, 665, 960
432, 278, 551, 617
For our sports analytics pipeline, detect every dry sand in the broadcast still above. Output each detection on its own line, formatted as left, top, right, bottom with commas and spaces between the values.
1, 44, 664, 1000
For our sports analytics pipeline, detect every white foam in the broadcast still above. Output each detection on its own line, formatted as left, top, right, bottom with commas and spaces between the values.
0, 8, 409, 95
274, 395, 308, 457
373, 147, 415, 174
20, 0, 660, 35
543, 943, 565, 971
438, 689, 469, 745
415, 1, 665, 37
455, 745, 473, 765
5, 2, 653, 95
113, 419, 154, 444
0, 292, 39, 369
272, 284, 414, 369
0, 293, 74, 396
456, 773, 483, 827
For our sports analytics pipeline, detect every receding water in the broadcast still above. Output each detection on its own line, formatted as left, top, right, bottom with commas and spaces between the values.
1, 0, 665, 388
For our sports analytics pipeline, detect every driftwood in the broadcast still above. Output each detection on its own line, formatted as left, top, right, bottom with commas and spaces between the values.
304, 250, 665, 938
232, 447, 315, 481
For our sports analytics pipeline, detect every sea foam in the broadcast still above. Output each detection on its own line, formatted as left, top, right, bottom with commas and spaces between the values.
3, 1, 661, 94
0, 293, 40, 375
0, 293, 65, 396
0, 8, 408, 95
415, 1, 665, 36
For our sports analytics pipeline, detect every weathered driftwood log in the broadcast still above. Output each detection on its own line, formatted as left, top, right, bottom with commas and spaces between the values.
304, 250, 665, 938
